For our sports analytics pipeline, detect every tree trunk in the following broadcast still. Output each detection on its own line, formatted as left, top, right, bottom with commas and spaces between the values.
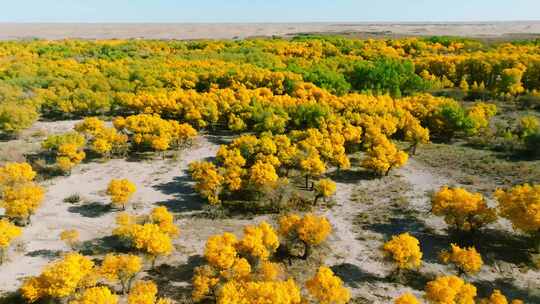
313, 195, 321, 205
301, 241, 311, 260
120, 280, 126, 295
534, 231, 540, 253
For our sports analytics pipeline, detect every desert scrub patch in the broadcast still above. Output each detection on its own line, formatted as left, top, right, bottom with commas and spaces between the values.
63, 193, 81, 204
416, 143, 540, 189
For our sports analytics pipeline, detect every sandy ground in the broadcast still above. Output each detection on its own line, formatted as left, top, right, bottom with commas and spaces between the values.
0, 22, 540, 40
1, 121, 539, 302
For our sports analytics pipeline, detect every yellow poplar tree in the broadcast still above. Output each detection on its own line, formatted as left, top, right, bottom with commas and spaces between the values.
439, 244, 483, 275
383, 233, 423, 272
395, 293, 421, 304
20, 253, 96, 303
313, 178, 336, 205
189, 161, 223, 205
479, 290, 524, 304
1, 182, 45, 225
362, 134, 408, 176
432, 186, 496, 232
279, 214, 332, 259
306, 266, 351, 304
300, 152, 326, 189
100, 253, 142, 294
0, 219, 22, 264
495, 184, 540, 234
69, 286, 118, 304
128, 280, 172, 304
424, 275, 477, 304
107, 179, 137, 210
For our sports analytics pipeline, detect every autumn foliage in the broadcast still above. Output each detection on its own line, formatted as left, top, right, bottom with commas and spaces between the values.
0, 162, 45, 225
107, 179, 137, 210
279, 213, 332, 258
305, 266, 351, 304
424, 275, 477, 304
21, 253, 96, 302
440, 244, 483, 275
383, 233, 423, 271
113, 207, 178, 266
0, 219, 22, 264
432, 186, 496, 232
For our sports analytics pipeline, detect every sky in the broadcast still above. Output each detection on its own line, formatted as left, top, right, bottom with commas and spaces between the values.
1, 0, 539, 23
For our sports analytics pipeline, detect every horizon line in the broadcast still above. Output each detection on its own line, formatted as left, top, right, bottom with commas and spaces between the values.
1, 20, 540, 24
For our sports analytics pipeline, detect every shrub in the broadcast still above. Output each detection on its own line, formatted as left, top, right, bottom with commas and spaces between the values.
348, 58, 430, 97
0, 101, 39, 136
523, 132, 540, 157
60, 229, 80, 251
63, 193, 81, 204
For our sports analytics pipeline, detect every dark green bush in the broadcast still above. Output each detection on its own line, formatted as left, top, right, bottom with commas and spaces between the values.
347, 58, 430, 97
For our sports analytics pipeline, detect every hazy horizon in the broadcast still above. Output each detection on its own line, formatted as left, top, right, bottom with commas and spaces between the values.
2, 20, 540, 24
2, 1, 540, 23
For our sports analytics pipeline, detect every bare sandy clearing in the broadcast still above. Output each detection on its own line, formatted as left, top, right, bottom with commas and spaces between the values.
324, 157, 540, 303
0, 135, 221, 293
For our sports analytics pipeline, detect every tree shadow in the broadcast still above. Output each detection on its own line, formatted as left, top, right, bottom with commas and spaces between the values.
0, 292, 25, 304
474, 277, 540, 302
327, 168, 378, 184
153, 171, 205, 213
331, 262, 433, 291
205, 133, 234, 146
331, 263, 387, 288
144, 255, 205, 300
79, 235, 128, 256
0, 133, 16, 142
25, 249, 62, 259
68, 202, 112, 218
470, 229, 532, 266
366, 215, 534, 266
366, 216, 450, 263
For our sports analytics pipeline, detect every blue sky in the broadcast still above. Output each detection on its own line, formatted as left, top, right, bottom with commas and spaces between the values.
1, 0, 539, 23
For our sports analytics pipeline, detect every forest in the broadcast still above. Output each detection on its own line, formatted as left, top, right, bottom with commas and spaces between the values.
0, 36, 539, 304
